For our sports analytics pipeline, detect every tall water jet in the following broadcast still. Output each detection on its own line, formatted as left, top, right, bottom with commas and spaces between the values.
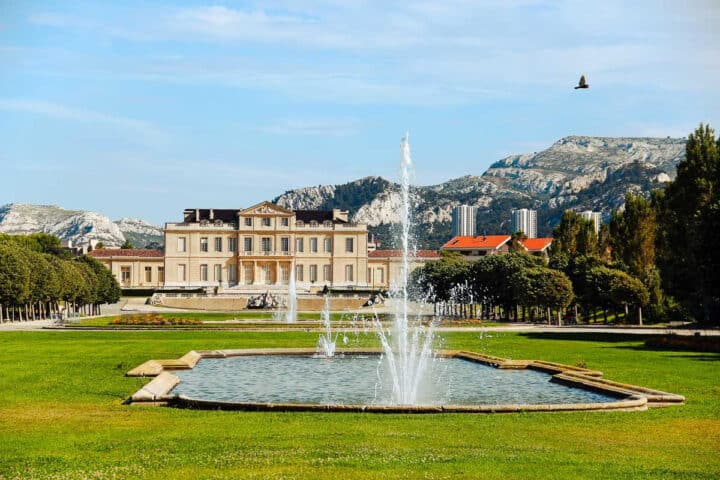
284, 264, 297, 322
316, 295, 336, 357
375, 133, 435, 404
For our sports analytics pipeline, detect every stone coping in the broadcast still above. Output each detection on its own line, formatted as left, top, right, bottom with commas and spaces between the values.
125, 348, 685, 413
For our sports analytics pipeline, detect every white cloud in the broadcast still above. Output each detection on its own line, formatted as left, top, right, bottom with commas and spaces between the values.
259, 118, 360, 136
0, 98, 167, 142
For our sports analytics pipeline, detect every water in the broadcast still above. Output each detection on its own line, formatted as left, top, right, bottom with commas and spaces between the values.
316, 295, 336, 357
276, 265, 297, 322
373, 134, 435, 404
173, 355, 619, 406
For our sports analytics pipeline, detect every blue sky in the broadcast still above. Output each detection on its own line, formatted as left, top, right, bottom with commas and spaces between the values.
1, 1, 719, 224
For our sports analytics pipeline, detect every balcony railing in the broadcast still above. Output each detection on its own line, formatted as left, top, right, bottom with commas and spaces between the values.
238, 250, 293, 256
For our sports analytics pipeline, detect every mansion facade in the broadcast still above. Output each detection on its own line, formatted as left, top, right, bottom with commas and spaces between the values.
90, 202, 438, 292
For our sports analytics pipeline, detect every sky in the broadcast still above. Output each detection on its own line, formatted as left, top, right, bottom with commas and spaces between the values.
1, 0, 719, 224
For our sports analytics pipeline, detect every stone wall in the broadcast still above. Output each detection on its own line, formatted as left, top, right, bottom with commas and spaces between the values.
158, 296, 366, 312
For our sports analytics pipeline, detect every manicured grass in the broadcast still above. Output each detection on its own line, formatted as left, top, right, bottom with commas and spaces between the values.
0, 330, 718, 479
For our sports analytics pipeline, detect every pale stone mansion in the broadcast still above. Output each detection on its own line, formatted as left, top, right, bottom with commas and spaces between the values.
90, 201, 438, 293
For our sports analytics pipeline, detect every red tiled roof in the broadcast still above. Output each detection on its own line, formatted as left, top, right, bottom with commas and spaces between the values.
368, 249, 440, 258
520, 237, 553, 251
88, 248, 164, 258
441, 235, 511, 250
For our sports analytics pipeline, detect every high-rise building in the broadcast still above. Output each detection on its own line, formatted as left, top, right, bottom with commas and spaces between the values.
451, 205, 477, 237
580, 211, 602, 234
511, 209, 537, 238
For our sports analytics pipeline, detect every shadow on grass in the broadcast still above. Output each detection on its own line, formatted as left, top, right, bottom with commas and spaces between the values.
518, 332, 651, 343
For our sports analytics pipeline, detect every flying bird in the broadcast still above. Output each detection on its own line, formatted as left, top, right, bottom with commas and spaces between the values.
574, 74, 589, 89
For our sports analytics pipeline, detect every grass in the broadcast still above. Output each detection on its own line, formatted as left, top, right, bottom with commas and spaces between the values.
73, 312, 505, 329
0, 329, 718, 479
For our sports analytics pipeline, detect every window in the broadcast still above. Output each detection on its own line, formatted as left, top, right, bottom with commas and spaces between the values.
296, 264, 304, 281
214, 237, 222, 252
228, 265, 237, 283
367, 268, 372, 284
296, 238, 304, 252
296, 220, 304, 227
244, 237, 253, 252
178, 264, 186, 282
281, 265, 289, 283
177, 237, 186, 252
377, 268, 384, 283
323, 265, 331, 281
281, 218, 289, 227
200, 237, 208, 252
324, 238, 332, 252
310, 237, 318, 253
261, 237, 272, 252
280, 237, 290, 253
145, 266, 152, 282
200, 264, 208, 281
158, 266, 165, 283
310, 264, 318, 282
244, 217, 252, 227
262, 264, 271, 283
121, 266, 131, 284
214, 264, 222, 282
345, 265, 354, 282
310, 220, 318, 228
228, 237, 237, 252
244, 264, 253, 283
345, 238, 354, 253
262, 217, 271, 227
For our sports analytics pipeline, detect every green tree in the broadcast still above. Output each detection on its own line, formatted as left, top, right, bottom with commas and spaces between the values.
120, 239, 134, 249
549, 210, 598, 257
509, 231, 528, 253
0, 243, 31, 320
656, 124, 720, 324
610, 193, 664, 313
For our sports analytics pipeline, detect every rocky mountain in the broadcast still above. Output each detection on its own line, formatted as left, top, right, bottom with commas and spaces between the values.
113, 217, 165, 249
274, 136, 686, 248
0, 204, 163, 248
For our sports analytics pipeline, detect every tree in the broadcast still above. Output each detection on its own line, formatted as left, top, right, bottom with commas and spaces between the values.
120, 239, 134, 249
656, 124, 720, 324
95, 242, 105, 249
509, 231, 528, 253
610, 192, 664, 313
549, 210, 598, 257
0, 243, 31, 320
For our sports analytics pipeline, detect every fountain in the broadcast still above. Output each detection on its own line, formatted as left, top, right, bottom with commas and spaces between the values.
276, 264, 297, 322
373, 134, 436, 405
126, 132, 686, 413
316, 295, 336, 357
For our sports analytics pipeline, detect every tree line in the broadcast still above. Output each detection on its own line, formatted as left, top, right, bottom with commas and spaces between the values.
413, 124, 720, 326
0, 233, 121, 322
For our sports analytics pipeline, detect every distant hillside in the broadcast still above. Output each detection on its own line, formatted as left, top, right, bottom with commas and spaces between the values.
0, 204, 163, 248
274, 136, 685, 248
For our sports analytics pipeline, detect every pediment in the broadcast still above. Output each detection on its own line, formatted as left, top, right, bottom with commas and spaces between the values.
239, 201, 293, 216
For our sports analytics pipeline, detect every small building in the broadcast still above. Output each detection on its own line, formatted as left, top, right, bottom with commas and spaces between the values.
440, 235, 511, 258
368, 249, 441, 289
88, 248, 165, 289
519, 237, 553, 259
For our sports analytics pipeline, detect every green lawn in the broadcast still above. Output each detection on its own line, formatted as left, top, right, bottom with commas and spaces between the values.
0, 330, 718, 479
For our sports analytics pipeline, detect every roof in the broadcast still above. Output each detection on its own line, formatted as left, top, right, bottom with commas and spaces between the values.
295, 210, 347, 224
368, 249, 440, 259
519, 237, 553, 252
88, 248, 164, 258
441, 235, 511, 250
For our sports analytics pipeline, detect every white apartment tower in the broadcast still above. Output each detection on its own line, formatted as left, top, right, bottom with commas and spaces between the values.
451, 205, 477, 237
511, 209, 537, 238
580, 211, 602, 234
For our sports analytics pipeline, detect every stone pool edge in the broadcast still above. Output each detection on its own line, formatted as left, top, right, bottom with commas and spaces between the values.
124, 348, 685, 413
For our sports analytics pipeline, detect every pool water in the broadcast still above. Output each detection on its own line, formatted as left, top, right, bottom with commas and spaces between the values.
172, 355, 618, 406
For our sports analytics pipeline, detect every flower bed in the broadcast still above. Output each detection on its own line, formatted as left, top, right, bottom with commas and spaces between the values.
111, 314, 202, 326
